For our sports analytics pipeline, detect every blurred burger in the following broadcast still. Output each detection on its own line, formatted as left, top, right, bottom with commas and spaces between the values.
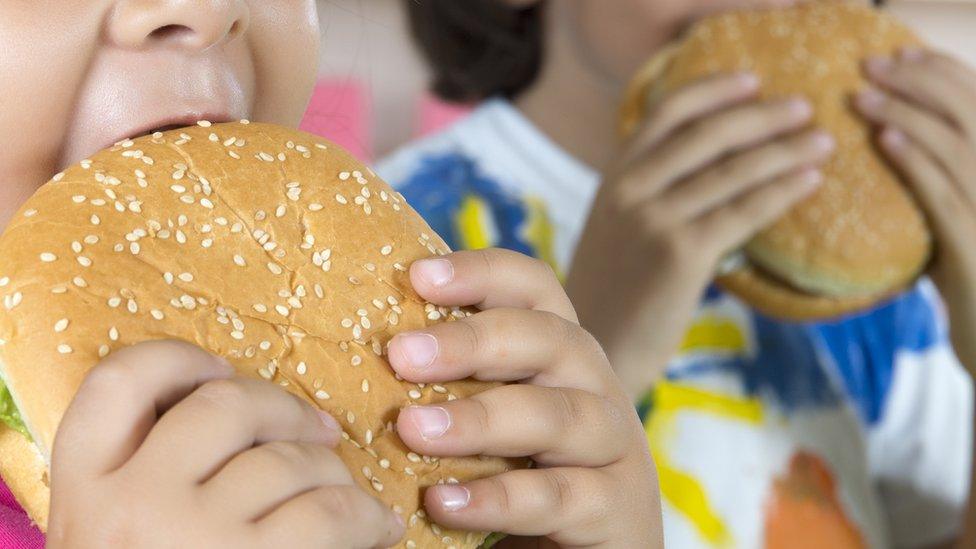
620, 1, 932, 320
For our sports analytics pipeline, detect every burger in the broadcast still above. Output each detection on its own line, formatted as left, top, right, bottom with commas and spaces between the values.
0, 121, 522, 548
620, 1, 933, 321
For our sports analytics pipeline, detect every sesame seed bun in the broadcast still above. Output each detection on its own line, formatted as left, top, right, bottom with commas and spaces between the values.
0, 121, 524, 548
620, 1, 932, 321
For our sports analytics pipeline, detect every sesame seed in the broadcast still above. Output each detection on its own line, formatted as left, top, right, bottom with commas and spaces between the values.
40, 253, 57, 263
208, 133, 219, 142
315, 390, 330, 400
178, 272, 194, 282
253, 303, 268, 313
151, 309, 165, 320
371, 478, 384, 492
90, 215, 100, 225
231, 331, 245, 340
109, 327, 119, 341
0, 278, 7, 288
233, 255, 246, 267
408, 389, 422, 400
267, 262, 283, 275
54, 319, 69, 333
201, 238, 213, 249
58, 344, 73, 355
296, 362, 307, 375
335, 194, 348, 205
309, 203, 323, 212
23, 209, 37, 218
432, 385, 448, 394
197, 120, 212, 127
275, 305, 290, 317
361, 379, 369, 392
347, 411, 356, 423
77, 256, 93, 267
127, 299, 138, 314
200, 198, 215, 209
365, 429, 373, 445
259, 341, 271, 351
380, 245, 392, 256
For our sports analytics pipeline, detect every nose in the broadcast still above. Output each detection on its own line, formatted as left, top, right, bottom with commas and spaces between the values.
109, 0, 250, 51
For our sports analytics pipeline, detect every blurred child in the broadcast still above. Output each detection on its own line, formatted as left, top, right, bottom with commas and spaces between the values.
379, 0, 976, 546
0, 2, 662, 547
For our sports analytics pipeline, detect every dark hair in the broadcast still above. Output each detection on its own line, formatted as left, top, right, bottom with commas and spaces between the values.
404, 0, 546, 103
406, 0, 885, 102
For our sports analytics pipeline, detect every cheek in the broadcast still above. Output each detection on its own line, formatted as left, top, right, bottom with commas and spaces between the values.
248, 0, 320, 127
0, 3, 102, 228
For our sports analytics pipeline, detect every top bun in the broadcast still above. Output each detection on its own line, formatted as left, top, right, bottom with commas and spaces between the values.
0, 121, 521, 548
620, 1, 932, 319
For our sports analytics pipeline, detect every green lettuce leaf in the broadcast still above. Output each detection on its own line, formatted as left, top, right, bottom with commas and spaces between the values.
480, 532, 507, 548
0, 378, 29, 439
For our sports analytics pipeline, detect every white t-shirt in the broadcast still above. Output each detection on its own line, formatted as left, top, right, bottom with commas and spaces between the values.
377, 98, 974, 549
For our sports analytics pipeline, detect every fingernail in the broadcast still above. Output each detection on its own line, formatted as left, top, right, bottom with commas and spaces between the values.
901, 47, 924, 61
435, 485, 471, 512
856, 88, 886, 113
317, 410, 341, 432
735, 71, 759, 90
414, 259, 454, 288
408, 406, 451, 440
393, 333, 438, 370
882, 127, 907, 149
810, 131, 836, 153
786, 97, 813, 119
866, 56, 894, 74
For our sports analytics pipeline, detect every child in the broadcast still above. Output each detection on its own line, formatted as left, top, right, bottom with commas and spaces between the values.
0, 2, 663, 547
379, 0, 976, 547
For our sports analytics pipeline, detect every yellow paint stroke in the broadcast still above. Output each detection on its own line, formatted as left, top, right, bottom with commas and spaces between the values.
646, 382, 764, 547
680, 315, 747, 354
523, 197, 563, 280
455, 195, 493, 250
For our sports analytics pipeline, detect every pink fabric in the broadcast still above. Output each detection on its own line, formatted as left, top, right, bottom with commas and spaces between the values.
0, 479, 44, 548
299, 79, 372, 162
416, 94, 473, 137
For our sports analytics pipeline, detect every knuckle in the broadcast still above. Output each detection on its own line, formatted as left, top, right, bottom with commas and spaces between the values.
553, 390, 590, 435
484, 475, 517, 517
542, 470, 577, 515
458, 316, 490, 356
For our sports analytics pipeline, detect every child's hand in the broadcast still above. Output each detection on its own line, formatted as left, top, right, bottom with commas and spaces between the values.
48, 341, 404, 549
567, 73, 834, 399
856, 49, 976, 370
389, 250, 663, 548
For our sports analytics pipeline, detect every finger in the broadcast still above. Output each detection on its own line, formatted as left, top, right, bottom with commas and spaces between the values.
202, 441, 353, 520
907, 48, 976, 91
621, 97, 814, 203
656, 129, 834, 221
424, 468, 617, 545
627, 72, 760, 156
410, 249, 577, 322
52, 340, 234, 481
130, 377, 341, 481
866, 54, 976, 139
857, 87, 974, 187
397, 385, 632, 466
695, 168, 823, 256
257, 485, 404, 548
387, 308, 612, 393
877, 127, 970, 245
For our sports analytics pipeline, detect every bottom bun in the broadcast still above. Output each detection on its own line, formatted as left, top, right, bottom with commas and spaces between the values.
0, 426, 48, 531
717, 267, 890, 322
